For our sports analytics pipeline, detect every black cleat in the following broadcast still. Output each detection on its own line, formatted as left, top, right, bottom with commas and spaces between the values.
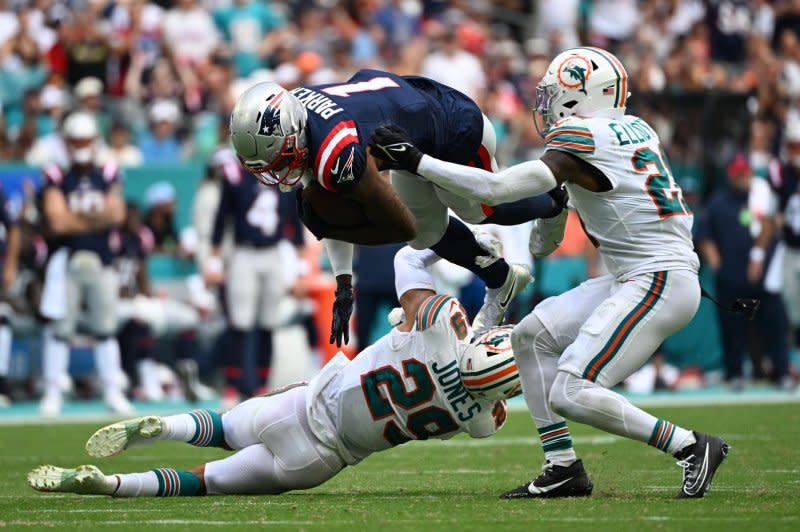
675, 431, 729, 498
501, 459, 593, 499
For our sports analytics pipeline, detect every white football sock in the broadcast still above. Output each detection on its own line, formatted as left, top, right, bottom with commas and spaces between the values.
111, 472, 159, 497
94, 338, 122, 394
137, 358, 164, 400
42, 328, 69, 396
159, 413, 198, 442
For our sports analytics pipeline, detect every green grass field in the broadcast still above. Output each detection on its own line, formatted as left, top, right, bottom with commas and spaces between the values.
1, 403, 799, 531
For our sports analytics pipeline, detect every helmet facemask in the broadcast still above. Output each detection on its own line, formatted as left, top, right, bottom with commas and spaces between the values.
533, 82, 557, 137
244, 133, 308, 187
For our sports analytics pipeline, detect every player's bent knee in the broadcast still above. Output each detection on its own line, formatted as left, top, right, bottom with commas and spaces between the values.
511, 314, 547, 359
548, 371, 584, 419
510, 327, 531, 358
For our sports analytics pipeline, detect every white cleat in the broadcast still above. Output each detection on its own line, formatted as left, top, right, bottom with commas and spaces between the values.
473, 264, 533, 335
86, 415, 164, 458
28, 464, 112, 495
103, 392, 136, 416
39, 392, 63, 417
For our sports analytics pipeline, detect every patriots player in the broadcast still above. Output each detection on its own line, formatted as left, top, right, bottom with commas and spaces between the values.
0, 184, 20, 405
205, 148, 302, 405
369, 47, 729, 499
28, 245, 519, 497
229, 69, 565, 344
38, 112, 132, 416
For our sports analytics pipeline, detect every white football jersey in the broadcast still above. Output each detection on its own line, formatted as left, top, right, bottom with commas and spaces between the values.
306, 294, 506, 464
545, 114, 700, 279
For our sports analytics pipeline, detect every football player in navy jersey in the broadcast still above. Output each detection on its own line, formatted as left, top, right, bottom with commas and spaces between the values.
230, 70, 565, 345
205, 148, 302, 406
114, 203, 207, 402
38, 112, 133, 416
0, 184, 21, 405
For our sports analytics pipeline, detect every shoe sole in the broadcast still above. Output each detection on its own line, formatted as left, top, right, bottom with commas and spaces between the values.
85, 416, 163, 458
28, 464, 103, 494
501, 480, 594, 499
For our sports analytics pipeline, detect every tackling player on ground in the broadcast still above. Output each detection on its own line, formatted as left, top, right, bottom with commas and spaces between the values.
228, 70, 566, 342
28, 243, 520, 497
369, 47, 729, 499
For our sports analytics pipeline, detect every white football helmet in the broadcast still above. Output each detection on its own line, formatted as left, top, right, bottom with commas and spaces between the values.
534, 47, 630, 136
62, 111, 99, 165
459, 326, 521, 401
229, 82, 309, 187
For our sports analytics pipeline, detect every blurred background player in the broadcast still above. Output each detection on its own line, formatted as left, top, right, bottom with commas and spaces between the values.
37, 111, 132, 416
697, 155, 791, 390
0, 183, 21, 405
204, 148, 299, 407
113, 202, 208, 402
28, 243, 518, 497
761, 115, 800, 375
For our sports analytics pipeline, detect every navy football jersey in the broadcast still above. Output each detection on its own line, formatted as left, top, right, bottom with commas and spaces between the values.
212, 163, 296, 248
42, 161, 122, 265
767, 160, 800, 249
293, 69, 488, 193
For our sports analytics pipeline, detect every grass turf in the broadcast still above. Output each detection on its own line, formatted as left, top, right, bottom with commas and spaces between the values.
1, 403, 798, 531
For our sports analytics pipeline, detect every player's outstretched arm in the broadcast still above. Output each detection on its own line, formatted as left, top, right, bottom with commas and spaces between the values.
369, 125, 606, 206
369, 124, 559, 205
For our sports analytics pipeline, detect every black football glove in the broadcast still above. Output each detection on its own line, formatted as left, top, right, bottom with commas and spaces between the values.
296, 188, 330, 240
368, 124, 423, 172
548, 182, 569, 210
330, 285, 354, 347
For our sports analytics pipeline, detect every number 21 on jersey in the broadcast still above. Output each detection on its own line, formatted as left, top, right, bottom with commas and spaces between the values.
631, 144, 691, 218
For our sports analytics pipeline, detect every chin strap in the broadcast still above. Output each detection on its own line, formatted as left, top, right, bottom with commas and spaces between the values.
700, 287, 760, 321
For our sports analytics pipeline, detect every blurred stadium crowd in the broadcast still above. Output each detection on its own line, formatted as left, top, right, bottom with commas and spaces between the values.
0, 0, 799, 413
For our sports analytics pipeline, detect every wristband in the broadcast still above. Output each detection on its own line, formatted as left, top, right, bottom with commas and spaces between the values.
206, 256, 224, 274
749, 247, 765, 263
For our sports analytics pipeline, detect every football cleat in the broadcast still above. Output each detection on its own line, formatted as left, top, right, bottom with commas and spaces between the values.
675, 431, 729, 498
501, 460, 593, 499
473, 264, 533, 335
85, 415, 164, 458
28, 464, 112, 495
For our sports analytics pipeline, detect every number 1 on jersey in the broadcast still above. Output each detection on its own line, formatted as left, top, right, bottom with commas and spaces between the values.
631, 145, 691, 218
321, 77, 400, 97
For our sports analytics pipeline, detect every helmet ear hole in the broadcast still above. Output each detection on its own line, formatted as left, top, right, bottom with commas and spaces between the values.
562, 100, 578, 109
590, 59, 599, 70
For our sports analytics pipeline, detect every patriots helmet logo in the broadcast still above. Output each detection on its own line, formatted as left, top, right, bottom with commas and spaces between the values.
259, 91, 286, 136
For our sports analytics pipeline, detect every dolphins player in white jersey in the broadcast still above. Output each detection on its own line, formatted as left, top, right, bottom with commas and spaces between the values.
369, 46, 729, 499
28, 245, 519, 497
